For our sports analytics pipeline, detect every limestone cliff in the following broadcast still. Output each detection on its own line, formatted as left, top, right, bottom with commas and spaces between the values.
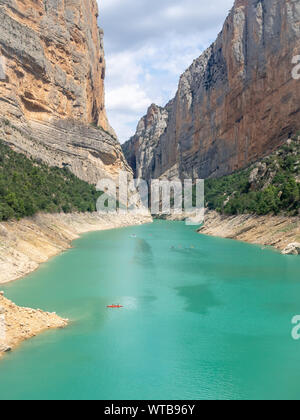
122, 103, 171, 179
123, 0, 300, 181
0, 0, 131, 183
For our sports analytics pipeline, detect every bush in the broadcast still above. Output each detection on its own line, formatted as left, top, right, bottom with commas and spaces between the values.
0, 139, 103, 221
201, 137, 300, 216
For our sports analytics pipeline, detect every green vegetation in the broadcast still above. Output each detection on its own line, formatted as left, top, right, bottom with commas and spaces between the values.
0, 139, 102, 221
203, 135, 300, 216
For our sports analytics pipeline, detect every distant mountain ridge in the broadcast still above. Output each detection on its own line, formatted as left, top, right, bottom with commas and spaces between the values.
123, 0, 300, 181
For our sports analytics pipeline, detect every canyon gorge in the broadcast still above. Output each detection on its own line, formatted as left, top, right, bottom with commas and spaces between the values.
123, 0, 300, 181
0, 0, 148, 358
0, 0, 300, 401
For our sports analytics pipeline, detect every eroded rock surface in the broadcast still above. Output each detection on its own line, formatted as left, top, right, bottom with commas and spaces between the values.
0, 0, 131, 183
123, 0, 300, 181
282, 242, 300, 255
199, 210, 300, 253
0, 292, 68, 357
0, 211, 153, 284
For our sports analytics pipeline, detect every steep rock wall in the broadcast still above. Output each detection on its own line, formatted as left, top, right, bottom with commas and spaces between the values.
123, 0, 300, 181
0, 0, 131, 183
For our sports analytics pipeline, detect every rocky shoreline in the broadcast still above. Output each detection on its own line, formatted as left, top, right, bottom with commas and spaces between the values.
0, 292, 68, 358
0, 212, 152, 358
0, 212, 152, 285
1, 209, 298, 359
198, 211, 300, 255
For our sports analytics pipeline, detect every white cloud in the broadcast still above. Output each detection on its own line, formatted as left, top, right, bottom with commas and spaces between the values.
106, 84, 152, 114
99, 0, 234, 142
106, 51, 143, 86
164, 5, 187, 19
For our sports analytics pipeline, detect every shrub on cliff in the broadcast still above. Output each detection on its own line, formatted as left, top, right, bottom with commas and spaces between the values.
0, 140, 102, 221
204, 137, 300, 216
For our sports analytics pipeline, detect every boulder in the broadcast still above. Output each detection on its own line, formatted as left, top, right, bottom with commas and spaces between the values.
282, 243, 300, 256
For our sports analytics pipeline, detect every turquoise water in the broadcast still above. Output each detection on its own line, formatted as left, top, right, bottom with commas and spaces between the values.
1, 220, 300, 400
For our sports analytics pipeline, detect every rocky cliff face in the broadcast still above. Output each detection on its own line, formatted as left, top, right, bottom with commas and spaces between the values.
123, 0, 300, 181
122, 103, 170, 179
0, 0, 131, 183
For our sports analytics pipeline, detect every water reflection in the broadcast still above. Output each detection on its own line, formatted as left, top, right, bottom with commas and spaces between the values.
132, 238, 154, 267
176, 284, 221, 315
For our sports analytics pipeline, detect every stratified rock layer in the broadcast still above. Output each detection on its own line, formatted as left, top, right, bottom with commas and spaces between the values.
198, 210, 300, 254
0, 0, 130, 183
123, 0, 300, 181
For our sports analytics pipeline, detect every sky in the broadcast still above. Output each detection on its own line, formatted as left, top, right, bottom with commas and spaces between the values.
99, 0, 234, 143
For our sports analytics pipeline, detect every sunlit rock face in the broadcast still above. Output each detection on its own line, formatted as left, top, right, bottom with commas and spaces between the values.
0, 0, 131, 183
123, 0, 300, 181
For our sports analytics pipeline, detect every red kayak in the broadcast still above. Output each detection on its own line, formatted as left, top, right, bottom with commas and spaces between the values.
107, 304, 123, 308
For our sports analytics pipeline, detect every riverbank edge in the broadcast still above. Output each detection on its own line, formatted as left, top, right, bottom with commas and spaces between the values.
0, 292, 68, 358
0, 211, 152, 358
198, 210, 300, 254
0, 212, 153, 285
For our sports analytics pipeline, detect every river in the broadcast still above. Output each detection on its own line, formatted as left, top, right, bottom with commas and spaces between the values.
1, 220, 300, 400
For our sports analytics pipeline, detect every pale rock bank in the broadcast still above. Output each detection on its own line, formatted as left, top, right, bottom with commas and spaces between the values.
0, 212, 151, 358
0, 212, 152, 284
199, 211, 300, 254
0, 292, 68, 358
